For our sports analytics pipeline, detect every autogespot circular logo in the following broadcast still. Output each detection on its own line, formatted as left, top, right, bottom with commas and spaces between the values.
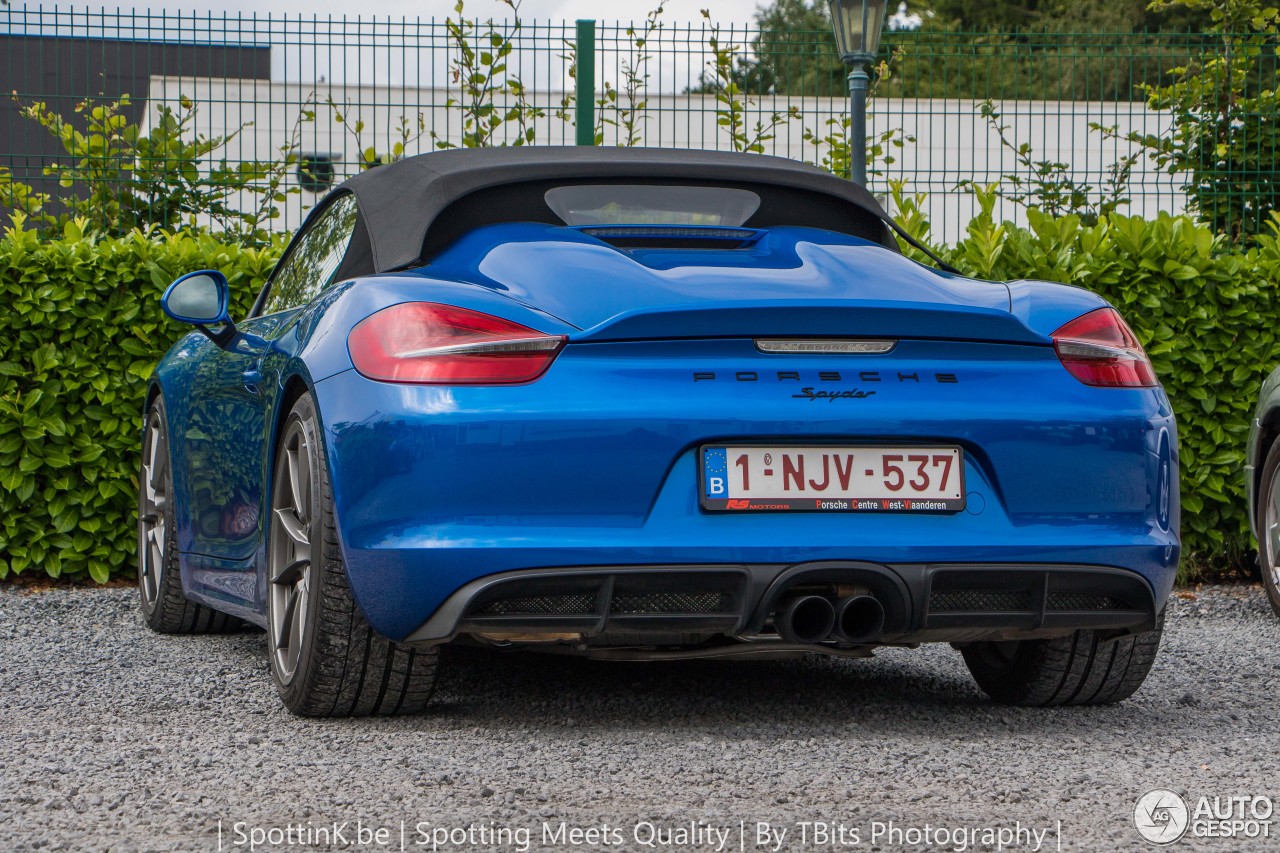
1135, 790, 1190, 844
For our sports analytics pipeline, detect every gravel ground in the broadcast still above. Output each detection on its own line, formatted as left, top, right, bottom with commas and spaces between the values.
2, 584, 1279, 853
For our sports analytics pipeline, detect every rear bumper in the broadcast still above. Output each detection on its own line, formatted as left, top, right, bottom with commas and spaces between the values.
404, 561, 1161, 646
313, 344, 1180, 641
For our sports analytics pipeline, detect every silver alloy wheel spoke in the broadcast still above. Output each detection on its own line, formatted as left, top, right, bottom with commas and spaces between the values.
268, 421, 314, 683
286, 445, 309, 525
276, 588, 299, 650
1269, 475, 1280, 587
274, 507, 310, 550
295, 571, 310, 649
139, 411, 168, 609
271, 557, 309, 587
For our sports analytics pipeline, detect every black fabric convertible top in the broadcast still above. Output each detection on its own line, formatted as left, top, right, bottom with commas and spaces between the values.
317, 147, 906, 274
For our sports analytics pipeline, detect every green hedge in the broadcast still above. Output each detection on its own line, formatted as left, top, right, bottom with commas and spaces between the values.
908, 201, 1280, 576
1, 210, 1276, 584
0, 221, 279, 583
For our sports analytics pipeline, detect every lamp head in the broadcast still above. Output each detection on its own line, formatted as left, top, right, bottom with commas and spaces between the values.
828, 0, 889, 63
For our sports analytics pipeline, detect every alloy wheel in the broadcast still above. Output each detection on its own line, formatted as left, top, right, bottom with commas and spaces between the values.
138, 408, 169, 610
269, 420, 314, 683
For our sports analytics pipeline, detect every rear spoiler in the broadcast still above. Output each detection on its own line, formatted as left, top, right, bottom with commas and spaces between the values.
570, 301, 1051, 345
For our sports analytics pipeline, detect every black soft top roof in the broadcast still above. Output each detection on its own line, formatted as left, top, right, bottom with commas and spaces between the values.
319, 147, 900, 273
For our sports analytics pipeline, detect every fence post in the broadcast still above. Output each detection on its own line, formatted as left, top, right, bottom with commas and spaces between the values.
575, 19, 596, 145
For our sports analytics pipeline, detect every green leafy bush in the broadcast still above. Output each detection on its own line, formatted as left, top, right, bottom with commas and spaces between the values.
0, 94, 302, 242
0, 217, 281, 583
958, 101, 1139, 226
895, 184, 1280, 578
1128, 0, 1280, 241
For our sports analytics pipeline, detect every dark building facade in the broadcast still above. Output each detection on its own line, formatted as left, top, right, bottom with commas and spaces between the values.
1, 35, 270, 193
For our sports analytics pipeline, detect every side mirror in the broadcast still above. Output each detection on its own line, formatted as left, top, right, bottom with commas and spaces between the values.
162, 270, 236, 346
163, 270, 230, 325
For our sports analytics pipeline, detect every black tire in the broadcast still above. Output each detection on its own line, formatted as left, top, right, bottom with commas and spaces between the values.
266, 392, 439, 717
960, 613, 1164, 707
1253, 439, 1280, 617
138, 395, 244, 634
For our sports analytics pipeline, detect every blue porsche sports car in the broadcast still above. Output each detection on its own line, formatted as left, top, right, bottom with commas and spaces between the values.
141, 147, 1178, 716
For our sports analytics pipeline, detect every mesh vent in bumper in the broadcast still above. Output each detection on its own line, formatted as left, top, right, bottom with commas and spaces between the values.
923, 566, 1153, 632
928, 589, 1126, 613
476, 591, 734, 617
1046, 592, 1121, 611
611, 592, 733, 614
929, 590, 1034, 612
475, 594, 596, 616
458, 569, 748, 636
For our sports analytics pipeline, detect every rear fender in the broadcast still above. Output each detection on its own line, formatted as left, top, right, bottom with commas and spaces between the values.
1006, 278, 1110, 339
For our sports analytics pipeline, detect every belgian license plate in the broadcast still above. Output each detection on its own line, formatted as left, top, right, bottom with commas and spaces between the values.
700, 446, 965, 512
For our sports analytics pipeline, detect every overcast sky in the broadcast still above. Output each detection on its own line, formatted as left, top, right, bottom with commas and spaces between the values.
94, 0, 763, 25
5, 0, 791, 87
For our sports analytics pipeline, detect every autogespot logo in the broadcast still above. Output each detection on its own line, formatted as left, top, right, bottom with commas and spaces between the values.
1134, 791, 1276, 844
1134, 790, 1190, 844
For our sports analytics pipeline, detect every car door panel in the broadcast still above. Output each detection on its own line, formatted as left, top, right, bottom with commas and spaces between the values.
179, 194, 361, 565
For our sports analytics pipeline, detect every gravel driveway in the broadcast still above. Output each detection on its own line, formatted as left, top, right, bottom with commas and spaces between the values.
2, 584, 1278, 853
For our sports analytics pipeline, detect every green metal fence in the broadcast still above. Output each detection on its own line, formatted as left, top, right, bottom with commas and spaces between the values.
1, 7, 1276, 242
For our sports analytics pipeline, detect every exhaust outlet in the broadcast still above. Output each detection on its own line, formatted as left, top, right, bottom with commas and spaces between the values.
834, 595, 886, 644
775, 595, 836, 644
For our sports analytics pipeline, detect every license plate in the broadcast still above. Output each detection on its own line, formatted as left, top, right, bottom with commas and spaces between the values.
700, 445, 965, 512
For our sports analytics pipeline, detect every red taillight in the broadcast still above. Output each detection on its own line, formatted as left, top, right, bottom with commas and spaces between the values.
347, 303, 566, 384
1051, 308, 1157, 388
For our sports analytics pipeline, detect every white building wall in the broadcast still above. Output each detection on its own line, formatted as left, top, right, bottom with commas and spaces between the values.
146, 75, 1183, 243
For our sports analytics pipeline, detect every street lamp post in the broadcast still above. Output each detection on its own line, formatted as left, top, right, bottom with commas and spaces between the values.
827, 0, 889, 186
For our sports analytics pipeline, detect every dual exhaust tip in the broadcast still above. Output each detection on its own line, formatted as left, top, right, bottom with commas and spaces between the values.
775, 594, 885, 645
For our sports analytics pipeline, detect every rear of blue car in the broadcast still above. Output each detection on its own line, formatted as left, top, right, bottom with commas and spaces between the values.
308, 224, 1178, 707
145, 150, 1178, 714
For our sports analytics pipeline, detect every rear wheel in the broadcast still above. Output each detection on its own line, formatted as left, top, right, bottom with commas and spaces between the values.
960, 614, 1164, 707
1254, 439, 1280, 617
138, 395, 243, 634
266, 392, 439, 716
